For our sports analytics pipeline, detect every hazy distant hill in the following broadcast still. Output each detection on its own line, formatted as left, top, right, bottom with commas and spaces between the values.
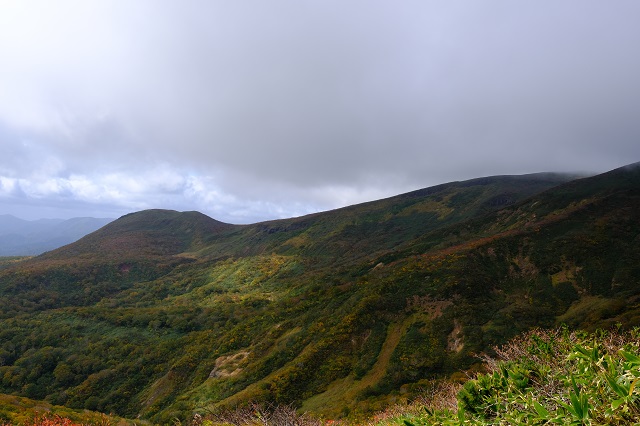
0, 165, 638, 423
0, 215, 113, 255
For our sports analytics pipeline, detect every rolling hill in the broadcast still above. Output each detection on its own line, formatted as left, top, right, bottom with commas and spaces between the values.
0, 164, 638, 423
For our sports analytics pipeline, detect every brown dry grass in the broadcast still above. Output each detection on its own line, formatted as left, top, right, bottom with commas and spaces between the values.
196, 403, 322, 426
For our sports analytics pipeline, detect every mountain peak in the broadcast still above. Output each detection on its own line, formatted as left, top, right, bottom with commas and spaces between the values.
40, 209, 234, 260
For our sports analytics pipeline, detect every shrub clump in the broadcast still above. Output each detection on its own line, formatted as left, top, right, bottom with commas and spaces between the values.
381, 327, 640, 425
194, 403, 322, 426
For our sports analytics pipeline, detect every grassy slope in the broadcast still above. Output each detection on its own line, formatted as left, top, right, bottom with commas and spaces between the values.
0, 256, 30, 270
300, 321, 406, 417
0, 166, 639, 422
0, 393, 138, 425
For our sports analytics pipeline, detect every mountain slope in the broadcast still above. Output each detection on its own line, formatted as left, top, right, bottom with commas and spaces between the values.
43, 209, 234, 259
0, 166, 638, 423
0, 210, 235, 317
196, 172, 576, 262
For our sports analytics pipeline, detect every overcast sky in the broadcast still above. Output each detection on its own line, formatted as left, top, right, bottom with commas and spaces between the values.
1, 1, 639, 223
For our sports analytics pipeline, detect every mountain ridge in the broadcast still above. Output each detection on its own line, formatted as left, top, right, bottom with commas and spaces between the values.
0, 214, 113, 256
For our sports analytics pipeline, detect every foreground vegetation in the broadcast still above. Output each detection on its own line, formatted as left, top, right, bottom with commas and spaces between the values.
373, 327, 640, 425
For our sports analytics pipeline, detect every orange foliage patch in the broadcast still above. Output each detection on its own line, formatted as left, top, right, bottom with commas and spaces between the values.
1, 415, 87, 426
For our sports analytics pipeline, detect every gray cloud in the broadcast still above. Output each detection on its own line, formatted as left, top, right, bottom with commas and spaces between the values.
1, 1, 639, 223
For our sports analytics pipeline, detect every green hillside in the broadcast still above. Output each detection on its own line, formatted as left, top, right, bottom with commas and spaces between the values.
0, 392, 136, 425
0, 165, 638, 423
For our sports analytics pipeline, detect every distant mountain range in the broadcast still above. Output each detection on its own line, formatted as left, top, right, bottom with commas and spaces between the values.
0, 163, 638, 423
0, 215, 113, 256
